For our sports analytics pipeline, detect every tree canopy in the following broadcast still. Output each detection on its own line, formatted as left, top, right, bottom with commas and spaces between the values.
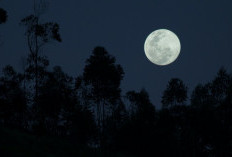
0, 8, 7, 24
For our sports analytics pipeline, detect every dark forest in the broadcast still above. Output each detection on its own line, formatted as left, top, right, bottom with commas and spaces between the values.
1, 3, 232, 157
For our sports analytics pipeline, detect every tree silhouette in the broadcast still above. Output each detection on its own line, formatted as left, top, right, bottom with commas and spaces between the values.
189, 68, 232, 156
82, 46, 124, 148
191, 83, 214, 109
0, 65, 27, 129
0, 7, 7, 45
162, 78, 188, 108
210, 68, 232, 156
67, 103, 97, 145
20, 3, 61, 103
32, 66, 74, 135
0, 8, 7, 24
191, 68, 231, 109
114, 89, 156, 155
23, 54, 49, 110
211, 67, 231, 105
126, 89, 156, 123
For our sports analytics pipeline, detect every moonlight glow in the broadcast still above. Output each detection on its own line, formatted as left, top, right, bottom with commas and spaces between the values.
144, 29, 181, 66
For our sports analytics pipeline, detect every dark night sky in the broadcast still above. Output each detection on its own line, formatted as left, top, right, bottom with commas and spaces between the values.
1, 0, 232, 109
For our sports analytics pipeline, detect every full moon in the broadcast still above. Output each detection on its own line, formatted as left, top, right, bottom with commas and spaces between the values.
144, 29, 181, 66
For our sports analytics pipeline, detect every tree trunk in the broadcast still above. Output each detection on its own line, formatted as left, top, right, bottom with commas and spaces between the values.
35, 18, 38, 103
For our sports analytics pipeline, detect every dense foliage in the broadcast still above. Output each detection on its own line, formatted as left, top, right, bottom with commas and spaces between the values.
1, 2, 232, 156
0, 47, 232, 156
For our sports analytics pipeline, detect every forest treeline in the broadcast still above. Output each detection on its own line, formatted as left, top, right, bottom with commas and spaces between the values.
0, 47, 232, 157
1, 4, 232, 157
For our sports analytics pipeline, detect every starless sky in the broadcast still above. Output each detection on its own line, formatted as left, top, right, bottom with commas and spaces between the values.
0, 0, 232, 109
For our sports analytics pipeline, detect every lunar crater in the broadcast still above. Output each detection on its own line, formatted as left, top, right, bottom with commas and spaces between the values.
144, 29, 181, 66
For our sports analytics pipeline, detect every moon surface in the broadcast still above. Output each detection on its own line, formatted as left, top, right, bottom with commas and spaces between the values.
144, 29, 181, 66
